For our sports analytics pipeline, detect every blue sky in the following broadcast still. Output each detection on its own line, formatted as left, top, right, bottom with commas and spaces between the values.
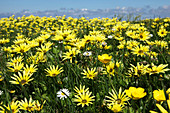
0, 0, 170, 13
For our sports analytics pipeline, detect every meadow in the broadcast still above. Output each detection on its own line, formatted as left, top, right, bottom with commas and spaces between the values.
0, 15, 169, 113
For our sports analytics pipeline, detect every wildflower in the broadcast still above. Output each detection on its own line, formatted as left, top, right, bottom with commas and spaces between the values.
126, 40, 140, 50
10, 71, 34, 86
150, 100, 170, 113
166, 88, 170, 98
7, 62, 24, 72
153, 89, 166, 102
105, 87, 130, 106
20, 97, 35, 112
7, 56, 24, 66
83, 51, 92, 56
57, 88, 70, 100
137, 31, 150, 41
98, 54, 112, 64
94, 34, 107, 42
13, 43, 31, 53
117, 40, 126, 49
52, 35, 64, 41
28, 52, 47, 64
0, 101, 20, 113
0, 38, 10, 44
127, 63, 149, 77
0, 72, 4, 81
75, 40, 86, 49
10, 90, 15, 93
147, 64, 170, 75
81, 67, 98, 79
34, 100, 46, 111
115, 36, 124, 41
13, 38, 25, 45
126, 30, 135, 38
103, 61, 115, 76
74, 85, 89, 95
23, 64, 38, 74
125, 87, 147, 100
59, 30, 72, 38
45, 65, 63, 77
62, 48, 80, 63
131, 44, 149, 57
154, 40, 168, 49
73, 91, 95, 107
102, 41, 107, 47
83, 35, 94, 43
36, 34, 50, 43
158, 28, 168, 37
148, 51, 158, 59
107, 103, 123, 113
108, 35, 113, 39
0, 90, 3, 95
36, 42, 52, 53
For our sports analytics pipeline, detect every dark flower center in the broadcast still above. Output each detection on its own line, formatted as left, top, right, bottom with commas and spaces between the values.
70, 54, 73, 57
109, 68, 113, 72
89, 74, 92, 77
140, 35, 143, 39
21, 80, 26, 84
138, 50, 143, 54
26, 106, 33, 111
82, 99, 87, 103
52, 73, 57, 77
116, 99, 121, 104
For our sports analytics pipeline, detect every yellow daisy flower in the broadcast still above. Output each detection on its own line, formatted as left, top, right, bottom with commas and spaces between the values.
73, 91, 95, 107
10, 71, 34, 86
45, 65, 63, 77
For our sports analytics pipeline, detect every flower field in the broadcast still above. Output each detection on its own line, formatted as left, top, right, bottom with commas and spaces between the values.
0, 15, 170, 113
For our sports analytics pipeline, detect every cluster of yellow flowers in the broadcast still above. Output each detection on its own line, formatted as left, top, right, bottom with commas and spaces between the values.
0, 97, 46, 112
0, 15, 169, 112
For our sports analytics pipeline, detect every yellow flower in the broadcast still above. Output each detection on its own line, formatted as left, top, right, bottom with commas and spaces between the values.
20, 97, 35, 112
52, 35, 64, 41
128, 63, 149, 77
103, 61, 115, 76
73, 91, 95, 107
0, 71, 4, 81
10, 90, 16, 93
131, 44, 149, 57
23, 64, 38, 74
158, 28, 168, 37
36, 44, 52, 53
125, 87, 147, 100
81, 67, 98, 79
153, 89, 166, 102
34, 100, 46, 111
166, 88, 170, 99
10, 71, 34, 86
7, 62, 24, 72
62, 48, 80, 63
150, 100, 170, 113
45, 65, 63, 77
105, 87, 130, 106
107, 103, 123, 113
13, 43, 31, 53
98, 54, 112, 64
0, 101, 20, 113
137, 31, 150, 41
0, 38, 10, 44
10, 56, 24, 64
147, 64, 170, 75
74, 85, 89, 95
